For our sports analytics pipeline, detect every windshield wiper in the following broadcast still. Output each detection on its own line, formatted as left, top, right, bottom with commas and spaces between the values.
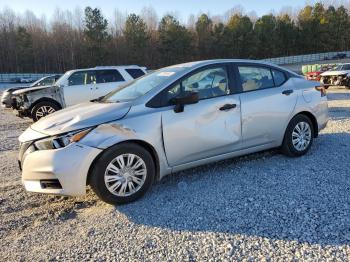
90, 96, 105, 102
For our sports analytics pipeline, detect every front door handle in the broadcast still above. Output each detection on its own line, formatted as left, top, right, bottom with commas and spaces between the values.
282, 89, 294, 95
219, 104, 237, 111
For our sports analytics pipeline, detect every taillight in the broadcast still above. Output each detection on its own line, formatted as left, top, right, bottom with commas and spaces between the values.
315, 86, 327, 97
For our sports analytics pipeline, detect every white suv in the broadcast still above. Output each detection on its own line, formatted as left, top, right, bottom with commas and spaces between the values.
12, 66, 147, 121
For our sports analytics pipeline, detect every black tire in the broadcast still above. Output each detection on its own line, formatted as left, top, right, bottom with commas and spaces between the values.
31, 101, 60, 122
281, 114, 314, 157
90, 143, 155, 205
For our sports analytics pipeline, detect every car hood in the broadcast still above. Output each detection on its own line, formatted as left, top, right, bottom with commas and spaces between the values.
30, 101, 131, 136
13, 85, 53, 95
320, 70, 350, 76
5, 86, 29, 92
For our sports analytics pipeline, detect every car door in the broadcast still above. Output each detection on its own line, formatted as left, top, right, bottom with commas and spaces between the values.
95, 69, 126, 98
161, 65, 242, 167
235, 63, 298, 148
63, 70, 96, 106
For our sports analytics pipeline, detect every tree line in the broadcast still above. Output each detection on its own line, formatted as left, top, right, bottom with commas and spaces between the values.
1, 2, 350, 73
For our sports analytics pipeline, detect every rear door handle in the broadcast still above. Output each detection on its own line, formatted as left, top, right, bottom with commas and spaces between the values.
282, 89, 294, 95
219, 104, 237, 111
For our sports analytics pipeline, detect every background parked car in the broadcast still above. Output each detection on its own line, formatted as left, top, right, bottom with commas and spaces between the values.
1, 75, 62, 108
305, 65, 332, 82
332, 53, 347, 59
320, 63, 350, 88
12, 66, 147, 121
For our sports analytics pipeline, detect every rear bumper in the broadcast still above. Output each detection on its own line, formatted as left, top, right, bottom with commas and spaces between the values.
317, 99, 329, 133
21, 143, 102, 196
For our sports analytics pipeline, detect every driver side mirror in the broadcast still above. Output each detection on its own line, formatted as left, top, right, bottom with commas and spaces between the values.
170, 91, 199, 113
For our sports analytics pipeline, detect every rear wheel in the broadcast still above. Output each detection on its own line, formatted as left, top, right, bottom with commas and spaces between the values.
31, 101, 60, 122
90, 143, 155, 205
281, 114, 314, 157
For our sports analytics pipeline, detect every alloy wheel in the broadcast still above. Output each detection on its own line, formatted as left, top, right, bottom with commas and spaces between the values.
35, 105, 56, 119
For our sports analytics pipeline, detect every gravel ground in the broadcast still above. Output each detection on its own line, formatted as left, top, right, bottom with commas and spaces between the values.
0, 87, 349, 261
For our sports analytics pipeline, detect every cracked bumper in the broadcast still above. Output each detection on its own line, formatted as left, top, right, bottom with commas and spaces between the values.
21, 143, 102, 196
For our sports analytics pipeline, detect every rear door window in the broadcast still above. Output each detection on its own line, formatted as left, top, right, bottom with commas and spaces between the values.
125, 69, 146, 79
96, 70, 125, 83
238, 66, 274, 91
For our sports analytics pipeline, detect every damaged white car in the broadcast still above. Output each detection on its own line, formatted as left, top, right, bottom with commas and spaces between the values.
320, 63, 350, 89
12, 66, 147, 121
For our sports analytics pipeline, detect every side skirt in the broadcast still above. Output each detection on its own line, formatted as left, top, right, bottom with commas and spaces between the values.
170, 142, 276, 174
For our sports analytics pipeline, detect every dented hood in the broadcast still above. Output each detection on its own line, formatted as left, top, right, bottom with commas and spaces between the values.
30, 101, 131, 136
320, 70, 350, 76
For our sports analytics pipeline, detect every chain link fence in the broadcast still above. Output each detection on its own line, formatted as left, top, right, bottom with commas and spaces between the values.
0, 73, 59, 83
263, 51, 350, 65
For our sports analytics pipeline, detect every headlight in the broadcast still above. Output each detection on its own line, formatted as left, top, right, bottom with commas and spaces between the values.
34, 128, 92, 150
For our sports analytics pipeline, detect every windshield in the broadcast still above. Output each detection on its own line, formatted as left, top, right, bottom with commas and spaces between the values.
333, 65, 343, 71
30, 76, 47, 87
55, 71, 71, 86
102, 67, 185, 102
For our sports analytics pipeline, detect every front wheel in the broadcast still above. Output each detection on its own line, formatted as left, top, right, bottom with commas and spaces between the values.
281, 114, 314, 157
31, 101, 60, 122
90, 143, 155, 205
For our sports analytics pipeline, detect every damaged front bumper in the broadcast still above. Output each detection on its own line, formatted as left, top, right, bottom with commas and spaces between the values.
11, 96, 31, 117
19, 141, 102, 196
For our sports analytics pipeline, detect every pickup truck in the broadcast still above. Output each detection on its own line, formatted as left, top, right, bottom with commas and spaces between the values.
12, 66, 147, 121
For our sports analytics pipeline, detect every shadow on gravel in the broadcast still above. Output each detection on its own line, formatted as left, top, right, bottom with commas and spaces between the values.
118, 132, 350, 246
326, 88, 349, 101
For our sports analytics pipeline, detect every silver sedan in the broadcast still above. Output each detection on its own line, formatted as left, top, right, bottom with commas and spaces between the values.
18, 60, 329, 204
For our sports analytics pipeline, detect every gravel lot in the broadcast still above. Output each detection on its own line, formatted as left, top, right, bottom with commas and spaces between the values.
0, 87, 349, 261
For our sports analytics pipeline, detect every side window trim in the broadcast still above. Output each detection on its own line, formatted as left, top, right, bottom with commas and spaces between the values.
270, 68, 277, 87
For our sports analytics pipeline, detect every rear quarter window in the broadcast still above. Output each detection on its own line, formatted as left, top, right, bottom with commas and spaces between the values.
272, 69, 287, 86
96, 70, 125, 83
125, 69, 145, 79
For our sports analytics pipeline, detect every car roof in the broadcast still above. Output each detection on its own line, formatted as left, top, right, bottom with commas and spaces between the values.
165, 59, 298, 76
64, 65, 146, 74
167, 59, 285, 69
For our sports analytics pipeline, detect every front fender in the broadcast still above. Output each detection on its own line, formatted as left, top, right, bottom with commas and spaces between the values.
80, 112, 172, 179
